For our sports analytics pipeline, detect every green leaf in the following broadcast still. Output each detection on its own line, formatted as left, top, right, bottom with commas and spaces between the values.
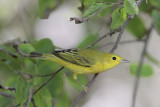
19, 43, 35, 54
152, 10, 160, 34
139, 0, 152, 14
130, 63, 154, 77
146, 53, 160, 66
0, 45, 21, 71
98, 6, 111, 17
0, 44, 6, 49
0, 96, 12, 107
77, 34, 99, 48
36, 60, 61, 75
39, 0, 57, 18
33, 88, 52, 107
83, 2, 112, 18
83, 2, 105, 18
15, 76, 32, 105
124, 0, 139, 15
110, 8, 127, 30
33, 38, 55, 53
150, 0, 160, 9
55, 91, 71, 107
83, 0, 96, 9
46, 71, 63, 98
126, 16, 146, 39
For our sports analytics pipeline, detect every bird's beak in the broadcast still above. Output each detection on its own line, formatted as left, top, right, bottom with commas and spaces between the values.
120, 59, 129, 63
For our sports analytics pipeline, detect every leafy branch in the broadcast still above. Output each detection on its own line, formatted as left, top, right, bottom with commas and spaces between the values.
70, 1, 123, 24
72, 0, 144, 106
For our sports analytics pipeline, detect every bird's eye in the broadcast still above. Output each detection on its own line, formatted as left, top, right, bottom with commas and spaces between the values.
112, 57, 116, 60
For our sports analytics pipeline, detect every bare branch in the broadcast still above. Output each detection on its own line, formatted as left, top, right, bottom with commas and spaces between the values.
87, 27, 120, 49
72, 73, 98, 107
131, 24, 153, 107
99, 39, 145, 49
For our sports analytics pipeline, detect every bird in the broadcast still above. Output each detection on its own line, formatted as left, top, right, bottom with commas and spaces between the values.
29, 48, 129, 91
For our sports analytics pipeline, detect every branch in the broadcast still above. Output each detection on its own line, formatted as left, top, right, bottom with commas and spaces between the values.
131, 23, 153, 107
70, 1, 123, 24
33, 67, 64, 96
12, 41, 65, 105
13, 42, 29, 57
0, 85, 15, 98
0, 84, 16, 92
31, 98, 37, 107
17, 71, 56, 79
87, 27, 120, 49
0, 91, 14, 98
21, 67, 64, 107
72, 73, 98, 107
0, 48, 18, 58
99, 39, 145, 49
23, 87, 34, 107
72, 16, 129, 107
70, 6, 104, 24
72, 0, 144, 106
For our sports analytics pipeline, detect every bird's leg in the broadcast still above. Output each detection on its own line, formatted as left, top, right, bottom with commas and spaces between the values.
73, 73, 88, 92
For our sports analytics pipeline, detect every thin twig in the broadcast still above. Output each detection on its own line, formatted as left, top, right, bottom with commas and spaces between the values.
0, 48, 18, 58
72, 0, 144, 106
87, 27, 120, 49
131, 24, 153, 107
110, 15, 133, 53
13, 42, 29, 57
35, 73, 55, 77
33, 67, 64, 95
72, 73, 98, 107
23, 87, 34, 107
0, 84, 16, 92
17, 72, 55, 79
99, 39, 145, 49
31, 98, 37, 107
70, 6, 104, 24
0, 91, 14, 98
87, 6, 104, 19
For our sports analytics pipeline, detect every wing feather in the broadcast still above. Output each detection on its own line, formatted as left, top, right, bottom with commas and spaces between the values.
52, 49, 96, 67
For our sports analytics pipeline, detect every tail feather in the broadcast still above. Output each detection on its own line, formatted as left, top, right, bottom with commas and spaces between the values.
29, 52, 43, 57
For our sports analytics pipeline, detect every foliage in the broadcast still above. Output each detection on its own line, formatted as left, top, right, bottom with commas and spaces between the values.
130, 63, 154, 77
0, 0, 160, 106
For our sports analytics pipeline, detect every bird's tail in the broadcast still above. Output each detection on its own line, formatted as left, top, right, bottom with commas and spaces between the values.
29, 52, 57, 61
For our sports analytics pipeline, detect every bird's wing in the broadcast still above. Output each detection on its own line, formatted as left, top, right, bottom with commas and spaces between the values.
52, 49, 97, 67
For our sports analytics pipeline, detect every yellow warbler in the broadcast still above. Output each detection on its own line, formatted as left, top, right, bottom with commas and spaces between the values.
29, 49, 129, 91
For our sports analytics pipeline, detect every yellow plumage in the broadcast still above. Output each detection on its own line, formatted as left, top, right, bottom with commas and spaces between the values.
29, 48, 129, 90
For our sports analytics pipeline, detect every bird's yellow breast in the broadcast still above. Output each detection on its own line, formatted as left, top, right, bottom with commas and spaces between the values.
40, 49, 123, 75
50, 56, 113, 74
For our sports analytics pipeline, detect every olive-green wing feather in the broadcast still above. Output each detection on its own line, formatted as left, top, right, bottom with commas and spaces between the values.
52, 49, 97, 67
